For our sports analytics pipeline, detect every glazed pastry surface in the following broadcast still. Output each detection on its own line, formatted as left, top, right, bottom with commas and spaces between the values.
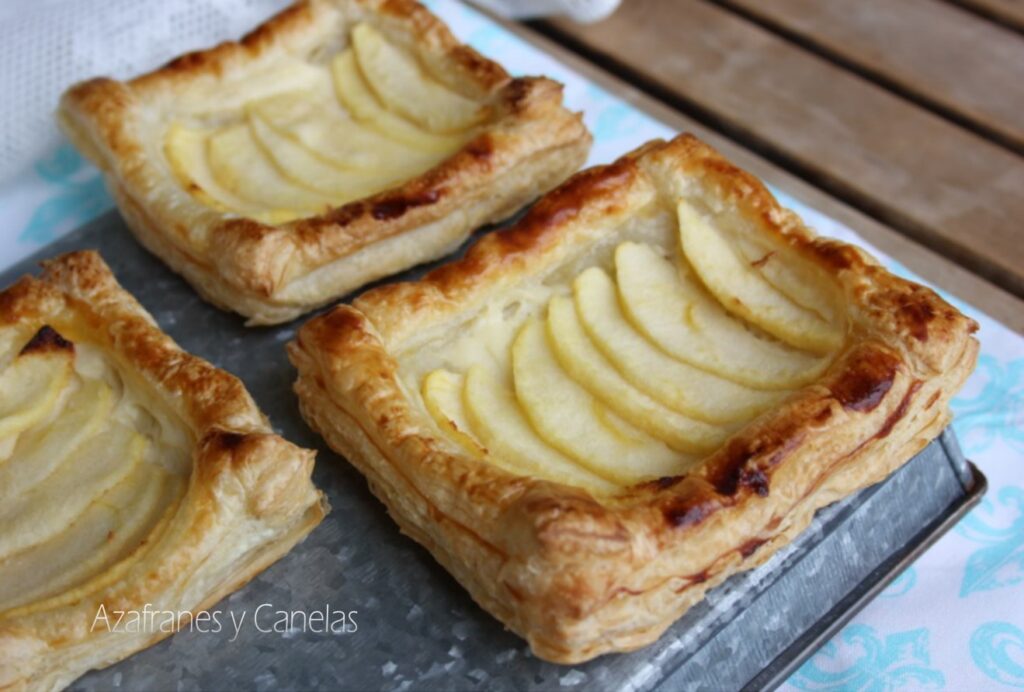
58, 0, 592, 324
0, 251, 327, 690
290, 134, 979, 664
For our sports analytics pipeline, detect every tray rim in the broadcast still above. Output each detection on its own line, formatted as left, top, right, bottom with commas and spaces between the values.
746, 461, 987, 691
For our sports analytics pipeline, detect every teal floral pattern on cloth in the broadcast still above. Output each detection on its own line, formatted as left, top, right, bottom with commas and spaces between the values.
956, 486, 1024, 597
879, 567, 917, 599
951, 355, 1024, 456
0, 3, 1022, 690
970, 621, 1024, 688
790, 625, 945, 691
18, 143, 110, 245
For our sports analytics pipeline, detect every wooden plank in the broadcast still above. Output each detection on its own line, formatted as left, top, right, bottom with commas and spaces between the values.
953, 0, 1024, 32
717, 0, 1024, 152
543, 0, 1024, 300
476, 10, 1024, 333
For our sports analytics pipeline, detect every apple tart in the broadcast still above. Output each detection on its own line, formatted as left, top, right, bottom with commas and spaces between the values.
58, 0, 590, 325
288, 134, 978, 663
0, 252, 327, 689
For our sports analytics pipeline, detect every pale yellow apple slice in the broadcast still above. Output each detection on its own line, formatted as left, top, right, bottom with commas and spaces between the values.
0, 463, 181, 611
248, 110, 404, 199
166, 124, 262, 215
249, 88, 442, 173
206, 124, 334, 214
462, 365, 617, 493
0, 377, 113, 502
677, 201, 843, 354
574, 268, 783, 424
331, 50, 469, 153
512, 318, 687, 483
422, 369, 486, 455
0, 423, 145, 559
0, 346, 73, 440
615, 242, 830, 390
546, 295, 728, 454
731, 233, 841, 324
351, 23, 485, 134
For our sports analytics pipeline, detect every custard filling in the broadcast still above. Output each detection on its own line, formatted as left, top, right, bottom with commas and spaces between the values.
164, 23, 486, 224
0, 327, 189, 613
408, 201, 848, 494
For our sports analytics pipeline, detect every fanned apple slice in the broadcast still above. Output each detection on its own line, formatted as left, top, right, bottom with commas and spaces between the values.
165, 124, 268, 219
248, 111, 403, 199
512, 319, 687, 483
0, 462, 181, 611
0, 377, 113, 502
249, 88, 442, 173
206, 124, 334, 214
616, 242, 829, 389
731, 233, 841, 324
331, 50, 469, 153
574, 268, 783, 424
0, 423, 145, 559
422, 369, 486, 456
462, 365, 617, 493
546, 296, 727, 454
182, 58, 324, 116
351, 23, 485, 134
677, 201, 843, 354
0, 344, 73, 440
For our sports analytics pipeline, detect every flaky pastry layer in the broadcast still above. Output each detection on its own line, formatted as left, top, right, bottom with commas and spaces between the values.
58, 0, 591, 325
289, 135, 978, 663
0, 252, 327, 690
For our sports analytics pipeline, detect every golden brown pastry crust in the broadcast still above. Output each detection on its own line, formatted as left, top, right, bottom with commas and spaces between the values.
288, 134, 978, 663
0, 251, 327, 690
58, 0, 591, 325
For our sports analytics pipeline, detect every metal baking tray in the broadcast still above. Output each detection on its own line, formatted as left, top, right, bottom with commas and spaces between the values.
2, 212, 985, 692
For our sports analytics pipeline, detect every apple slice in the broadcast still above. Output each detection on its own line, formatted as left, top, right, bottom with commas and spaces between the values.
512, 318, 688, 484
574, 268, 783, 424
351, 23, 485, 134
546, 295, 728, 454
462, 365, 617, 493
0, 463, 181, 611
615, 242, 830, 389
206, 124, 335, 214
0, 423, 145, 560
331, 50, 469, 153
677, 201, 843, 354
422, 369, 486, 455
0, 377, 113, 502
249, 88, 442, 173
248, 110, 404, 199
0, 343, 73, 440
731, 233, 841, 324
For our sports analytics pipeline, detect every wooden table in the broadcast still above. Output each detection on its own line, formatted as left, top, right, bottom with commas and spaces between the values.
500, 0, 1024, 333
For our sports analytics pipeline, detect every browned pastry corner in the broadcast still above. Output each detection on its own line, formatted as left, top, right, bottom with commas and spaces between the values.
0, 251, 327, 690
288, 133, 977, 663
58, 0, 591, 325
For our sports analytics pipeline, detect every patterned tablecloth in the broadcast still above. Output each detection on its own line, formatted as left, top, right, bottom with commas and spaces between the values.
0, 2, 1021, 689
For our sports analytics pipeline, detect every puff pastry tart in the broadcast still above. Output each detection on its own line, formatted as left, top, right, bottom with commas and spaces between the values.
0, 252, 327, 689
58, 0, 591, 326
289, 134, 979, 663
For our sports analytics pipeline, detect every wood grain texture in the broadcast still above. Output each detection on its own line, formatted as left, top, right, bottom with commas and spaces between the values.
484, 12, 1024, 334
545, 0, 1024, 300
717, 0, 1024, 152
953, 0, 1024, 32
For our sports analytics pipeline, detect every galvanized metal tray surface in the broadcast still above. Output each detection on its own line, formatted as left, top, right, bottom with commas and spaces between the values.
1, 213, 984, 692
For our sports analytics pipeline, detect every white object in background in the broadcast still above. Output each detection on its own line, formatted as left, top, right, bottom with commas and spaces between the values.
472, 0, 620, 22
0, 0, 290, 186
